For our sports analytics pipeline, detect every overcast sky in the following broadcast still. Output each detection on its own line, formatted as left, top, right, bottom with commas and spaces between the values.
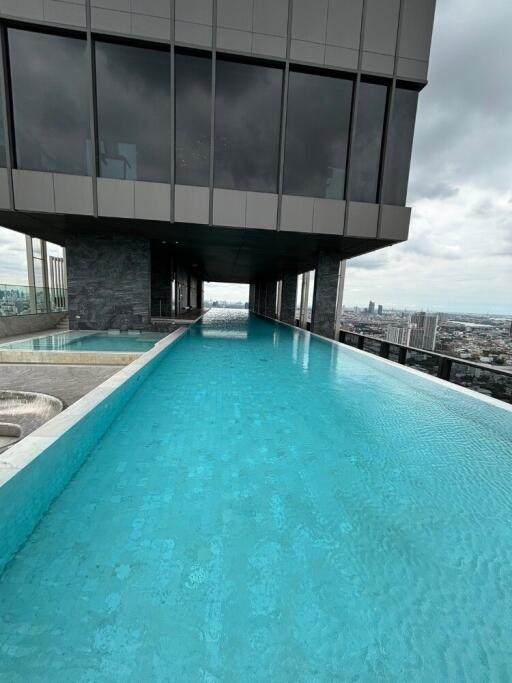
1, 0, 510, 313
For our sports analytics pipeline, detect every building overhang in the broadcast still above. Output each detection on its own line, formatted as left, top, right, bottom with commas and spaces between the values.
0, 207, 402, 283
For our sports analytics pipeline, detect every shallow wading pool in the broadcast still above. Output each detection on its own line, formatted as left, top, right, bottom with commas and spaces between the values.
0, 310, 511, 680
0, 330, 167, 353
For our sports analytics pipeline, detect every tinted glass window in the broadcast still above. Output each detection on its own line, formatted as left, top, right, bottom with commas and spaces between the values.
382, 87, 418, 205
0, 87, 5, 167
350, 81, 387, 203
96, 41, 170, 183
284, 71, 353, 199
175, 52, 211, 187
214, 59, 282, 193
8, 29, 90, 175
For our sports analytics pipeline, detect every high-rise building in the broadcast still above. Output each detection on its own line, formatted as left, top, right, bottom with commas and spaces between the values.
0, 2, 435, 340
386, 325, 413, 346
368, 301, 376, 315
409, 313, 439, 351
377, 304, 383, 315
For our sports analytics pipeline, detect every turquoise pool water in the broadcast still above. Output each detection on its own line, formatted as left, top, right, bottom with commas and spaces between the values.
1, 310, 511, 681
0, 330, 166, 353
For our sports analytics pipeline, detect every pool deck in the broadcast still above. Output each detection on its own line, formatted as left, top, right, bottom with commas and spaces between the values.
0, 363, 122, 407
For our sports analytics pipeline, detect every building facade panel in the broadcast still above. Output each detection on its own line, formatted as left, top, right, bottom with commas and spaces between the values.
13, 170, 55, 213
0, 0, 435, 332
97, 178, 134, 218
53, 174, 94, 216
174, 185, 209, 224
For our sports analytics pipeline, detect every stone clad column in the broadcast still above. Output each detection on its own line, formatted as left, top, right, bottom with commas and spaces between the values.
264, 281, 277, 318
257, 282, 266, 314
280, 273, 297, 325
311, 252, 342, 339
249, 284, 255, 311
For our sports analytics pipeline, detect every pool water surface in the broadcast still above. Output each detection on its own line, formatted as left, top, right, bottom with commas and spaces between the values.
0, 310, 511, 681
0, 330, 166, 353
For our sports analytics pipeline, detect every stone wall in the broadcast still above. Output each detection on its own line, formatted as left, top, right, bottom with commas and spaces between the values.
0, 312, 66, 339
66, 234, 151, 330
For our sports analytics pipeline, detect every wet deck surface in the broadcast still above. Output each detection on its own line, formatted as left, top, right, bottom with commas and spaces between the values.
0, 363, 121, 407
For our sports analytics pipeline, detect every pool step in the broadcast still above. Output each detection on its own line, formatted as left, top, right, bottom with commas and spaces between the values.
55, 316, 69, 331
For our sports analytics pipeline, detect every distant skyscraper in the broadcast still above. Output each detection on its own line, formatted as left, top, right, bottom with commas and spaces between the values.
368, 300, 375, 315
409, 312, 438, 350
377, 304, 383, 315
386, 325, 412, 346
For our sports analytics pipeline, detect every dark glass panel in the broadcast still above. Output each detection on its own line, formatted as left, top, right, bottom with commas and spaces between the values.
382, 87, 418, 205
0, 88, 5, 166
96, 41, 170, 182
175, 52, 211, 187
214, 59, 282, 192
284, 70, 352, 199
350, 81, 387, 203
8, 29, 90, 175
405, 349, 439, 376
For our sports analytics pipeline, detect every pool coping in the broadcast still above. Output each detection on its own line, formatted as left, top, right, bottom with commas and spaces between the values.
256, 312, 512, 414
0, 329, 167, 366
0, 326, 189, 486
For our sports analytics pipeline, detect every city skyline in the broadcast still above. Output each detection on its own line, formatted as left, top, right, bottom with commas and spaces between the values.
0, 0, 510, 316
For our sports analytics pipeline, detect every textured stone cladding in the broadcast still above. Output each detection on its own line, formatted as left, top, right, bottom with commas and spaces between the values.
67, 234, 150, 330
151, 245, 173, 317
280, 273, 297, 324
265, 281, 277, 317
311, 252, 341, 339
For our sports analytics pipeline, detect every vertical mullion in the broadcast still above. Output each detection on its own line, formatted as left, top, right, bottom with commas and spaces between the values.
377, 0, 404, 236
208, 0, 217, 226
170, 0, 175, 223
85, 0, 99, 217
0, 25, 15, 210
343, 0, 367, 231
276, 0, 293, 231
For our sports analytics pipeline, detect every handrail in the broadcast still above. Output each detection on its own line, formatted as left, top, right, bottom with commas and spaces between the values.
0, 283, 68, 317
336, 326, 511, 403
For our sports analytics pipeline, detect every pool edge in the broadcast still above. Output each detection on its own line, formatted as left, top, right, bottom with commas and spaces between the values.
255, 313, 512, 414
0, 325, 189, 574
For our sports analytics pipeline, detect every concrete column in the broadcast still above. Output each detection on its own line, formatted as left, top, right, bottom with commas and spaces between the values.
264, 281, 277, 318
311, 252, 342, 339
249, 283, 256, 311
257, 282, 266, 314
66, 233, 151, 330
280, 273, 297, 325
299, 271, 310, 329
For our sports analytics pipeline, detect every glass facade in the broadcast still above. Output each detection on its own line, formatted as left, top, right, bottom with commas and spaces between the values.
382, 87, 419, 205
96, 41, 170, 183
0, 82, 5, 167
214, 59, 282, 193
175, 52, 211, 187
8, 29, 90, 175
350, 81, 388, 203
284, 70, 353, 199
1, 34, 419, 210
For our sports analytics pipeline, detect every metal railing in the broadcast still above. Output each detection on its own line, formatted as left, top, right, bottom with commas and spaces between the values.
336, 328, 512, 404
0, 283, 68, 317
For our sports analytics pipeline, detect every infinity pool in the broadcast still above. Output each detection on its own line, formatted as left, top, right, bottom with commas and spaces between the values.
1, 310, 511, 680
0, 330, 166, 353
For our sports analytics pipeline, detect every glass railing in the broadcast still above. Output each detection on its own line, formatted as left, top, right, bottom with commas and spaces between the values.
337, 328, 512, 404
0, 283, 68, 317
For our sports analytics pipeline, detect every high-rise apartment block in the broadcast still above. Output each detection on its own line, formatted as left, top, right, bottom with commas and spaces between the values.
386, 324, 413, 346
0, 0, 436, 339
409, 313, 439, 351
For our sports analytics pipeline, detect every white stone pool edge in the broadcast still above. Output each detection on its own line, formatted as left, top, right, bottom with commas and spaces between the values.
0, 329, 159, 365
0, 326, 187, 483
258, 313, 512, 414
0, 325, 192, 573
